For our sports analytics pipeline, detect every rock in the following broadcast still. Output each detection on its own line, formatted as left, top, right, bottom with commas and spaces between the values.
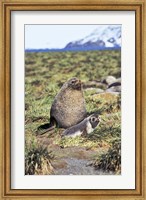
84, 88, 104, 94
107, 77, 121, 93
83, 81, 106, 91
83, 81, 99, 89
83, 77, 121, 94
106, 86, 121, 93
108, 78, 121, 88
96, 88, 104, 94
84, 87, 104, 93
116, 78, 121, 82
101, 76, 116, 85
92, 93, 119, 102
84, 87, 97, 91
96, 82, 107, 90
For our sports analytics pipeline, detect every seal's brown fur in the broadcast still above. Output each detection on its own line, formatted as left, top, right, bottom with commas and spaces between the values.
37, 77, 87, 135
51, 77, 87, 128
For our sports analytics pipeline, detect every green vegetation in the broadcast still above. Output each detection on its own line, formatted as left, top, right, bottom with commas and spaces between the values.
25, 145, 54, 175
90, 140, 121, 174
25, 50, 121, 175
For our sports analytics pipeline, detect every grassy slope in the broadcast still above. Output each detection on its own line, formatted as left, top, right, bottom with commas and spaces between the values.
25, 50, 121, 174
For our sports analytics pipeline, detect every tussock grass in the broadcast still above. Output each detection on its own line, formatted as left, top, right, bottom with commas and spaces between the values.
91, 140, 121, 174
25, 134, 54, 175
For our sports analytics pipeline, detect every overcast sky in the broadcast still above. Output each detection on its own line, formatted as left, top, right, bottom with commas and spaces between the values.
25, 25, 100, 49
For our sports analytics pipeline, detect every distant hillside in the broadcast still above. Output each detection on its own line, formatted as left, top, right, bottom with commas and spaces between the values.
64, 25, 121, 51
25, 25, 121, 52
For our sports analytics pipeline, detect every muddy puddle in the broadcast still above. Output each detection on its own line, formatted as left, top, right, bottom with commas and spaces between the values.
46, 146, 111, 175
53, 157, 111, 175
37, 135, 112, 175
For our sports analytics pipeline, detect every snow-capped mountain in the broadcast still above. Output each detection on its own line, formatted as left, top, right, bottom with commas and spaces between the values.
65, 25, 121, 50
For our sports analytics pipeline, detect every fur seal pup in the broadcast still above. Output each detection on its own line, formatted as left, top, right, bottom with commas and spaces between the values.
61, 114, 100, 138
37, 77, 87, 135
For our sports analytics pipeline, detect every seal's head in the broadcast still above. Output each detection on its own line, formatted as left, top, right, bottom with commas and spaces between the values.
67, 77, 82, 90
89, 114, 100, 129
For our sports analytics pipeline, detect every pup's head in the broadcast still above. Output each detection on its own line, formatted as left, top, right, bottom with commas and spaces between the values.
89, 114, 100, 129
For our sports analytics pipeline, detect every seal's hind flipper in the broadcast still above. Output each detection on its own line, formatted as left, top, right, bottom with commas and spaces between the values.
36, 117, 57, 135
36, 123, 55, 135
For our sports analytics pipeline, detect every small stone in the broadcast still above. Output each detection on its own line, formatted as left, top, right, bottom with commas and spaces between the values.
96, 88, 104, 94
106, 86, 121, 93
102, 76, 116, 85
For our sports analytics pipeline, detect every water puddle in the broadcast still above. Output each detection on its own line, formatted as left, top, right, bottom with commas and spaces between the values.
54, 157, 110, 175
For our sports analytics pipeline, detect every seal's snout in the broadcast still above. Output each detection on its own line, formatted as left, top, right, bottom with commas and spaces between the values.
76, 79, 82, 87
78, 79, 81, 84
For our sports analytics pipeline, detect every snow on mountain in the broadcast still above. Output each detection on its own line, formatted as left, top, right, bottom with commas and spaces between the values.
65, 25, 121, 50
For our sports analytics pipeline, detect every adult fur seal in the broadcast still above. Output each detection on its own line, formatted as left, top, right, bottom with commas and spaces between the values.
62, 114, 100, 138
36, 77, 87, 135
